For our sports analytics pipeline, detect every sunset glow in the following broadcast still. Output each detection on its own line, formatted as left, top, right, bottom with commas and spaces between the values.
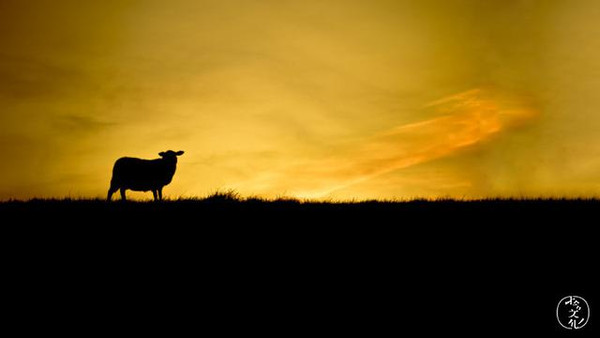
2, 1, 600, 200
234, 89, 539, 198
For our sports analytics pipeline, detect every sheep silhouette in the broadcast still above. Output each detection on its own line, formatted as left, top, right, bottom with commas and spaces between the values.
107, 150, 184, 201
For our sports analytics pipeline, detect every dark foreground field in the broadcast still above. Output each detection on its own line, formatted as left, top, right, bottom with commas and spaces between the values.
2, 198, 596, 335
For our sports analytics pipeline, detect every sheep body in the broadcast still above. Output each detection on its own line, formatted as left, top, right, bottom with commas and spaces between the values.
108, 150, 184, 201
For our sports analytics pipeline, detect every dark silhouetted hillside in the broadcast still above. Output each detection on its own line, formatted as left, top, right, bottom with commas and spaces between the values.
1, 197, 596, 335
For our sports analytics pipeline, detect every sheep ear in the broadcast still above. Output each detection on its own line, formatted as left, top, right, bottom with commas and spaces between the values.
159, 152, 165, 157
176, 150, 184, 156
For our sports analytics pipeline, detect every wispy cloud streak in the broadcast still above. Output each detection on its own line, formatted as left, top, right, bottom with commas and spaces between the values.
237, 88, 539, 198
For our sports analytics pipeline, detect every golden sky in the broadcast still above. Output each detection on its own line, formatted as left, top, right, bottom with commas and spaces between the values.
2, 0, 600, 200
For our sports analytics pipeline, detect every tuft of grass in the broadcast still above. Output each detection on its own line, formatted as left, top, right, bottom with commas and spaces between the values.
204, 189, 242, 202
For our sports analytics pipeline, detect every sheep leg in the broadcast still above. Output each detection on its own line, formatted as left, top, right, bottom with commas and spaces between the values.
158, 188, 163, 201
107, 181, 119, 201
107, 188, 116, 201
152, 190, 158, 201
120, 188, 127, 201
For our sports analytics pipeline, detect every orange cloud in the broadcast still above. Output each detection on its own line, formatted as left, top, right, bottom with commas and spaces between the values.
234, 88, 539, 198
